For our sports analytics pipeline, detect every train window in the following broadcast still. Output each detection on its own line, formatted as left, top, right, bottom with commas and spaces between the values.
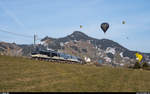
45, 52, 50, 56
47, 53, 51, 57
64, 55, 68, 59
67, 55, 70, 59
31, 52, 39, 55
77, 58, 82, 61
39, 51, 44, 54
72, 56, 77, 60
39, 51, 49, 56
60, 53, 65, 58
57, 53, 60, 57
51, 52, 58, 57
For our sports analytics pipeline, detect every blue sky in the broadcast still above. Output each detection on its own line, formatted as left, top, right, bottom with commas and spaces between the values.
0, 0, 150, 53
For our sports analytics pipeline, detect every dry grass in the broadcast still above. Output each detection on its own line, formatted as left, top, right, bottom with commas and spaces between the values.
0, 55, 150, 92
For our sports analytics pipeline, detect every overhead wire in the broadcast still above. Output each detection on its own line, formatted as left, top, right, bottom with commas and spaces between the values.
0, 29, 43, 40
0, 29, 33, 38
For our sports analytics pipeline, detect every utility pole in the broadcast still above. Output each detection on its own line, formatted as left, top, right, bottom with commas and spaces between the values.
34, 34, 37, 51
34, 34, 36, 46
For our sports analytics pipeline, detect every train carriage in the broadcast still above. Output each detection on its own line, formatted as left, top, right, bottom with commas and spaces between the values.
31, 50, 84, 64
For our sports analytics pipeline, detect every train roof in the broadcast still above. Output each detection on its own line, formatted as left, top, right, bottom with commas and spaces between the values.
37, 49, 57, 53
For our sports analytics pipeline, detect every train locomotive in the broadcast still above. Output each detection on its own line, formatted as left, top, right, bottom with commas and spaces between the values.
31, 50, 85, 64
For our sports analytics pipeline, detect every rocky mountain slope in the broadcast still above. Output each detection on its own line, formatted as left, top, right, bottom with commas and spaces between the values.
40, 31, 150, 66
0, 42, 22, 56
0, 31, 150, 66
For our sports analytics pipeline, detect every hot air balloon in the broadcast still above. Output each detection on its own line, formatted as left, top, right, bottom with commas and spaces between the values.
122, 21, 125, 24
135, 53, 143, 63
101, 22, 109, 33
80, 25, 83, 28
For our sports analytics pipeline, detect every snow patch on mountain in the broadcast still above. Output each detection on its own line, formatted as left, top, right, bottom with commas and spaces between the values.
120, 52, 123, 58
60, 42, 64, 46
71, 35, 74, 37
104, 57, 112, 62
64, 42, 69, 45
106, 47, 116, 55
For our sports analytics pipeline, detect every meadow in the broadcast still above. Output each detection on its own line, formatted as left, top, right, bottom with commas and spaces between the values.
0, 55, 150, 92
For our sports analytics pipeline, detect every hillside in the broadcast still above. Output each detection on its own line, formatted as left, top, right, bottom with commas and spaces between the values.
0, 31, 150, 67
0, 42, 22, 56
0, 55, 150, 92
41, 31, 150, 66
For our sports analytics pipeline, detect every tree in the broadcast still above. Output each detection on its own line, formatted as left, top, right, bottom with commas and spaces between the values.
142, 62, 149, 68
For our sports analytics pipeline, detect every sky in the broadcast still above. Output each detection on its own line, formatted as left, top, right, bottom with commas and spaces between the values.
0, 0, 150, 53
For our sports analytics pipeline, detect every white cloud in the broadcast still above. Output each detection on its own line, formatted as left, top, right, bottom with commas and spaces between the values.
0, 1, 25, 29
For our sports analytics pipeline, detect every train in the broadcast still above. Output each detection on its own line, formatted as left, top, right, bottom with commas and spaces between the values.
31, 49, 85, 64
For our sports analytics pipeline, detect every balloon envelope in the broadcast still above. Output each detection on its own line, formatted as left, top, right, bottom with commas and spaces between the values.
101, 23, 109, 33
80, 25, 83, 28
122, 21, 125, 24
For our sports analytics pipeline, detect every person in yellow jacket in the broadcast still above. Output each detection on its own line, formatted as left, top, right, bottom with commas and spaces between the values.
135, 53, 143, 63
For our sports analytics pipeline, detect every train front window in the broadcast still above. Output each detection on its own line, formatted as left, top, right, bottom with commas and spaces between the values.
51, 53, 58, 57
31, 52, 38, 55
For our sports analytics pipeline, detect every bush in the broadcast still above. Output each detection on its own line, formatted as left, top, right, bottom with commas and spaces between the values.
142, 62, 149, 68
142, 62, 150, 70
133, 62, 150, 70
133, 62, 141, 69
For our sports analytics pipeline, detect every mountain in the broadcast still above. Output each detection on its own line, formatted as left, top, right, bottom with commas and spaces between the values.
0, 42, 22, 56
0, 31, 150, 67
0, 42, 45, 56
40, 31, 150, 66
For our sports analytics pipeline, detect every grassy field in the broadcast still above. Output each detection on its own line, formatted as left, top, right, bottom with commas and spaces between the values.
0, 55, 150, 92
